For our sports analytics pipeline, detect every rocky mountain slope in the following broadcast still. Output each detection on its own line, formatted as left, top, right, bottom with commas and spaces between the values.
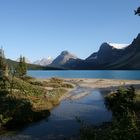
50, 51, 79, 67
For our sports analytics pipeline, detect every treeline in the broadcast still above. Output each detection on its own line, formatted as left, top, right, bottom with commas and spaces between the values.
0, 48, 27, 79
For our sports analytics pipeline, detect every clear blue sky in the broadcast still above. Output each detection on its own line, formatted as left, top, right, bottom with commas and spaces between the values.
0, 0, 139, 62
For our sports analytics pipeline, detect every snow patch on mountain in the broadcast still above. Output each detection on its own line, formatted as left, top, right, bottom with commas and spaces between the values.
109, 43, 129, 49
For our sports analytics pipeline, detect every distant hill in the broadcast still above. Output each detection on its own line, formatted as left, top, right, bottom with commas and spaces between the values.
6, 59, 61, 70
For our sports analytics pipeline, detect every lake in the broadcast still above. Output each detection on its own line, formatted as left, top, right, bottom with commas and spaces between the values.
1, 70, 140, 140
27, 70, 140, 80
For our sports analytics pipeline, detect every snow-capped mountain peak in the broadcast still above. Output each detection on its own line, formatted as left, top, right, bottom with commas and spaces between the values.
47, 56, 53, 60
33, 57, 53, 66
109, 43, 129, 49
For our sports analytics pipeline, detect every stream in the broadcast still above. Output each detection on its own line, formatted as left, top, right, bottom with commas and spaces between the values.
0, 87, 112, 140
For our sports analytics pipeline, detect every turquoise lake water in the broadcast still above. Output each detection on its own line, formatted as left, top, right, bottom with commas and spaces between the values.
28, 70, 140, 80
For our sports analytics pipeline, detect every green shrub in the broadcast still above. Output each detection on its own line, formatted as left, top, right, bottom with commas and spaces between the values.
49, 77, 64, 83
0, 88, 50, 128
61, 83, 74, 88
29, 80, 44, 86
78, 86, 140, 140
105, 86, 136, 117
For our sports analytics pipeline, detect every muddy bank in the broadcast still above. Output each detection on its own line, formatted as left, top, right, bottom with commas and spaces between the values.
63, 78, 140, 91
40, 78, 140, 101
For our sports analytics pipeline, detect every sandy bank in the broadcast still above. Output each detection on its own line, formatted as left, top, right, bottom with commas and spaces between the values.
39, 78, 140, 101
63, 78, 140, 91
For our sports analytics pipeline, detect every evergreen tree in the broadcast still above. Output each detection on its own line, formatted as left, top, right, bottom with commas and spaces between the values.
16, 55, 27, 77
0, 48, 9, 90
22, 56, 27, 76
0, 47, 8, 78
0, 47, 4, 74
0, 56, 3, 78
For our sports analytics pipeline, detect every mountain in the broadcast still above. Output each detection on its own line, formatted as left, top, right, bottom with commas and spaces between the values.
33, 57, 53, 66
2, 33, 140, 70
62, 33, 140, 70
86, 42, 129, 65
108, 43, 128, 49
62, 43, 130, 70
50, 51, 79, 67
106, 33, 140, 69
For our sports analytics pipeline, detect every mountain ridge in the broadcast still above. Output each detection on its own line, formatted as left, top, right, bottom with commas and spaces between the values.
62, 33, 140, 70
1, 33, 140, 70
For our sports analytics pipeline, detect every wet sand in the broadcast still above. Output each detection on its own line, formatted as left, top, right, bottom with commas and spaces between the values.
40, 78, 140, 100
63, 78, 140, 89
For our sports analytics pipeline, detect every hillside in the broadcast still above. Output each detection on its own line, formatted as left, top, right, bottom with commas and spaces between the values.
6, 59, 61, 70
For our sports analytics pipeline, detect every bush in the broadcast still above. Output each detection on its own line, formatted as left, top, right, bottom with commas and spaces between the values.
61, 83, 74, 88
0, 88, 50, 128
49, 77, 64, 83
29, 80, 44, 86
105, 86, 136, 117
78, 86, 140, 140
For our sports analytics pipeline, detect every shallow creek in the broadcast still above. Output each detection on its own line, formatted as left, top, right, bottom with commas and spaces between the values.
0, 87, 112, 140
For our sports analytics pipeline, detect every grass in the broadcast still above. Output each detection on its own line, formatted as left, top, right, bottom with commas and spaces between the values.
0, 76, 74, 129
134, 91, 140, 116
0, 90, 50, 129
43, 77, 74, 88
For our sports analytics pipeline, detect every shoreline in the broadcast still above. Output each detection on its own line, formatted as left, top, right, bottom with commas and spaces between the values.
63, 78, 140, 89
41, 78, 140, 90
40, 78, 140, 101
